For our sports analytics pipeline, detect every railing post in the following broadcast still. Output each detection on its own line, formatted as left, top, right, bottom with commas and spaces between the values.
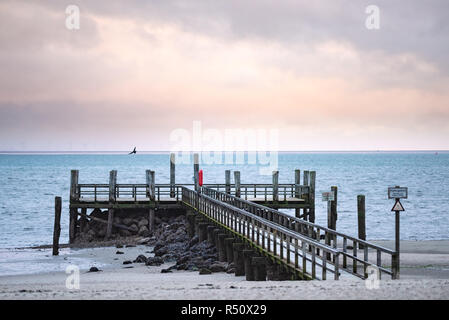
357, 195, 366, 249
194, 153, 199, 192
225, 170, 231, 194
170, 153, 176, 198
234, 171, 241, 197
272, 170, 279, 202
106, 170, 117, 239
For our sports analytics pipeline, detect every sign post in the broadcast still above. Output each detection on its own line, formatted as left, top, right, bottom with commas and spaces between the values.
388, 186, 407, 279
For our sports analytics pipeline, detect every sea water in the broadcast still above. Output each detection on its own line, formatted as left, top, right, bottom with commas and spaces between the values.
0, 152, 448, 250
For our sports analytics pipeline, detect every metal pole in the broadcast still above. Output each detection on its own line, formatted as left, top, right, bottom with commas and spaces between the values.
395, 201, 400, 279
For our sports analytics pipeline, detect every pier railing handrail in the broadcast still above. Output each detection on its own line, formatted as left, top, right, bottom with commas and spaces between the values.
75, 183, 310, 202
201, 186, 397, 279
181, 187, 340, 280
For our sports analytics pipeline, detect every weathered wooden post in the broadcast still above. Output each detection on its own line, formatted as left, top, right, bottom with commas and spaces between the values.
193, 153, 199, 192
217, 233, 228, 262
302, 170, 309, 221
234, 171, 241, 197
295, 169, 301, 217
186, 211, 196, 238
69, 170, 79, 244
243, 250, 256, 281
224, 238, 235, 263
252, 257, 267, 281
198, 223, 208, 242
233, 243, 245, 276
225, 170, 231, 194
329, 186, 338, 230
272, 170, 279, 202
207, 225, 216, 244
147, 170, 156, 232
170, 153, 176, 198
79, 208, 87, 233
309, 171, 316, 223
357, 195, 366, 249
52, 196, 62, 255
106, 170, 117, 239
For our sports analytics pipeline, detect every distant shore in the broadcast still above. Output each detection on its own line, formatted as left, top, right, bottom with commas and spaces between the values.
0, 240, 448, 299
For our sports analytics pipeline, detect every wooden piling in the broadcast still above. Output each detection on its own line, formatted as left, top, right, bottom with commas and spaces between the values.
295, 169, 301, 217
186, 211, 196, 237
217, 234, 228, 262
170, 153, 175, 198
357, 195, 366, 249
79, 208, 87, 233
234, 171, 241, 197
198, 223, 208, 242
52, 196, 62, 256
146, 170, 155, 200
106, 170, 117, 239
225, 170, 231, 194
224, 238, 235, 263
243, 250, 255, 281
69, 170, 79, 244
252, 257, 267, 281
272, 170, 279, 202
146, 170, 156, 232
329, 186, 338, 230
193, 153, 199, 191
309, 171, 316, 223
207, 225, 216, 244
233, 243, 245, 276
303, 170, 309, 220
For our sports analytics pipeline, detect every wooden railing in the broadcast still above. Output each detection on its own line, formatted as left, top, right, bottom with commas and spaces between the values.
74, 183, 310, 203
203, 183, 310, 202
201, 186, 398, 279
182, 187, 340, 280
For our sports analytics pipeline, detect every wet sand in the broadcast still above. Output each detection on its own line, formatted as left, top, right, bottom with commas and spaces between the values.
0, 240, 448, 299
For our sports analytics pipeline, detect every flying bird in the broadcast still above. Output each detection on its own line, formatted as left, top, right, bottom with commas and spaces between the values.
128, 147, 136, 155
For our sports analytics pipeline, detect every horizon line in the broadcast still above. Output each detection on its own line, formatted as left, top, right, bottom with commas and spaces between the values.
0, 149, 447, 154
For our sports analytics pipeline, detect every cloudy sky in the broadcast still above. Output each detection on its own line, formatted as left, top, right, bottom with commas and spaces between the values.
0, 0, 448, 151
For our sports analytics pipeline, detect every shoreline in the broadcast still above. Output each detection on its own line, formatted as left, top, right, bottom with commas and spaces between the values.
0, 240, 449, 299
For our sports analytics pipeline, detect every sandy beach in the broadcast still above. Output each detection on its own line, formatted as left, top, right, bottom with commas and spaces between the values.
1, 240, 448, 300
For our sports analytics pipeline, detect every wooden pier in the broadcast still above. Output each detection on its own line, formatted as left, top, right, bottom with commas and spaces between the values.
67, 153, 399, 280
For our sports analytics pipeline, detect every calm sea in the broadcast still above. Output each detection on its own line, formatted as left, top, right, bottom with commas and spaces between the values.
1, 152, 448, 249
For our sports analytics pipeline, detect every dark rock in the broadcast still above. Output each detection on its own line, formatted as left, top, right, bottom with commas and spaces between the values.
116, 244, 124, 248
133, 254, 148, 263
199, 268, 212, 275
210, 262, 227, 273
116, 251, 124, 254
125, 244, 136, 248
88, 267, 101, 272
188, 235, 199, 247
123, 260, 132, 265
122, 218, 133, 226
145, 256, 164, 266
138, 219, 149, 228
161, 269, 172, 273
